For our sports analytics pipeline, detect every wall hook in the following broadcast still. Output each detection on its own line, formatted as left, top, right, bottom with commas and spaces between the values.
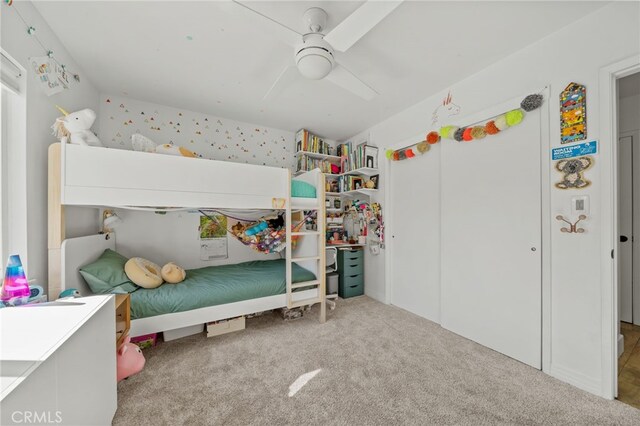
556, 214, 587, 233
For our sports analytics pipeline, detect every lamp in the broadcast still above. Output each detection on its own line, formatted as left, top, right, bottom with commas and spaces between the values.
295, 34, 335, 80
1, 255, 30, 304
102, 209, 123, 233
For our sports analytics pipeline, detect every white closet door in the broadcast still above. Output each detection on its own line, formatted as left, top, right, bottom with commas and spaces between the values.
389, 139, 441, 322
441, 107, 542, 368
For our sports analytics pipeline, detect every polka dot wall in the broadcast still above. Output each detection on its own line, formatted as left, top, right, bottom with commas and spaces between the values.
98, 95, 296, 169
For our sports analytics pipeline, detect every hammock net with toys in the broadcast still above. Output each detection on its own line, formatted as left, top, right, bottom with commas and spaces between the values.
199, 210, 315, 254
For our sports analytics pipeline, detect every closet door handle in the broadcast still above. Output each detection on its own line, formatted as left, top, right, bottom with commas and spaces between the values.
621, 235, 629, 242
349, 275, 358, 278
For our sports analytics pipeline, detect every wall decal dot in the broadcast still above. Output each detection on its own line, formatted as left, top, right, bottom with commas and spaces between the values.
141, 112, 145, 115
125, 109, 129, 113
150, 117, 154, 121
178, 113, 182, 116
144, 119, 149, 123
106, 99, 111, 103
120, 104, 124, 108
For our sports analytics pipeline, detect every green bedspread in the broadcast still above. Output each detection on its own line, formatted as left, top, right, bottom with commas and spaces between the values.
129, 259, 316, 319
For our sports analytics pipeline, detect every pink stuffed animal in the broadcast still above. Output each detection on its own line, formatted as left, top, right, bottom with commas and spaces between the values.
117, 336, 146, 382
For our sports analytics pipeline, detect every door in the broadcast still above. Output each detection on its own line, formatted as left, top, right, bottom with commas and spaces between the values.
389, 134, 441, 322
440, 102, 542, 368
619, 135, 634, 323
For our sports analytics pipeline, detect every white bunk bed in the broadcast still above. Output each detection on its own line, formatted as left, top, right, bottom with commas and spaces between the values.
48, 143, 326, 337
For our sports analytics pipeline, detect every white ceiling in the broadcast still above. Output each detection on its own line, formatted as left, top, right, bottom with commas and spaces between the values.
33, 1, 609, 140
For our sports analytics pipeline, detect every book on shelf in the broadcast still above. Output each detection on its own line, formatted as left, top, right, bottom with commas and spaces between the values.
296, 129, 332, 155
296, 154, 333, 174
336, 142, 379, 173
337, 175, 366, 193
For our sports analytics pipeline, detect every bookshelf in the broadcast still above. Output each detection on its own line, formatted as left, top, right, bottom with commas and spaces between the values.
295, 129, 380, 246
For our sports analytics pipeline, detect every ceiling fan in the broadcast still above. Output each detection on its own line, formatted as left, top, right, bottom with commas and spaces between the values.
220, 1, 403, 101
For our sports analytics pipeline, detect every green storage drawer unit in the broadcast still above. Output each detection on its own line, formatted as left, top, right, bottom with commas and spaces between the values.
338, 248, 364, 298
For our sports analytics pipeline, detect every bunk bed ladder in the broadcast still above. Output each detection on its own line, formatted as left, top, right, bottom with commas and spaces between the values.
286, 170, 326, 323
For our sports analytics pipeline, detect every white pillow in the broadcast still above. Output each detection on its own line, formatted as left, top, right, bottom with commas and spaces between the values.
124, 257, 163, 289
131, 133, 157, 153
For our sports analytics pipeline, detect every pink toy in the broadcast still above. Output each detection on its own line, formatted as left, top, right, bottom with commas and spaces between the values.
117, 336, 146, 382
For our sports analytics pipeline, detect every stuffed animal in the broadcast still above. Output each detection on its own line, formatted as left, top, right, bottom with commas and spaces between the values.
52, 106, 103, 147
117, 336, 146, 382
58, 288, 81, 299
161, 262, 186, 284
130, 133, 198, 157
232, 221, 246, 236
267, 214, 285, 229
155, 143, 198, 158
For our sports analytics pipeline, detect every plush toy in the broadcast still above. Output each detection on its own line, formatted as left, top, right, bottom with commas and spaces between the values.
58, 288, 81, 299
52, 106, 103, 147
117, 336, 146, 382
155, 143, 198, 158
161, 262, 186, 284
365, 180, 376, 189
267, 214, 285, 229
232, 221, 246, 235
131, 133, 198, 157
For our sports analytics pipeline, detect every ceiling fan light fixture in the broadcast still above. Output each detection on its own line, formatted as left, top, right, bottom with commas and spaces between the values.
295, 34, 335, 80
297, 52, 333, 80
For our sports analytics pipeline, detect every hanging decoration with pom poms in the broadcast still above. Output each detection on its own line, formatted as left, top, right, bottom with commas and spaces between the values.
387, 92, 544, 161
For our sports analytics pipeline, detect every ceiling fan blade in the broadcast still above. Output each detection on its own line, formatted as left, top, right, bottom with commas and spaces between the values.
263, 65, 299, 101
218, 1, 301, 47
326, 63, 378, 101
324, 1, 403, 52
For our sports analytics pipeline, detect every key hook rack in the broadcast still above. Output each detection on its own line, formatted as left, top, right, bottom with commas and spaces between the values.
556, 214, 587, 234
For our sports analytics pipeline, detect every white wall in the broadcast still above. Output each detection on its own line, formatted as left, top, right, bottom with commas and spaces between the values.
354, 2, 640, 397
1, 1, 99, 284
98, 94, 298, 168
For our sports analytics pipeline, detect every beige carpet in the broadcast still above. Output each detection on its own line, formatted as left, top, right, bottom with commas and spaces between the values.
114, 297, 640, 425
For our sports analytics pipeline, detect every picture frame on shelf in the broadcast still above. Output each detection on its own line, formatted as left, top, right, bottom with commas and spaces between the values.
353, 177, 364, 190
364, 145, 379, 169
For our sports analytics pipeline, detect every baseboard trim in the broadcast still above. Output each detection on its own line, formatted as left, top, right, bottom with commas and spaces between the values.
549, 364, 603, 397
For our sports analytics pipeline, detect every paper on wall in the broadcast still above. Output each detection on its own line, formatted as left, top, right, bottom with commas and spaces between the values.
200, 239, 228, 260
28, 56, 69, 96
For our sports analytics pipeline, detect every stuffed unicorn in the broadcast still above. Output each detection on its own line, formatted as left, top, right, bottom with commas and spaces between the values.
52, 106, 103, 147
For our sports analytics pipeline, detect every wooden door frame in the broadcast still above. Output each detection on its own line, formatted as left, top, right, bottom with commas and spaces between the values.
599, 55, 640, 399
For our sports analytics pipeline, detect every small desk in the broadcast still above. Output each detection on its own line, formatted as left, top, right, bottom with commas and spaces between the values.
0, 295, 117, 425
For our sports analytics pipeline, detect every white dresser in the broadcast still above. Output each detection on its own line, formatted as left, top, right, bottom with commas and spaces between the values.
0, 296, 117, 425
